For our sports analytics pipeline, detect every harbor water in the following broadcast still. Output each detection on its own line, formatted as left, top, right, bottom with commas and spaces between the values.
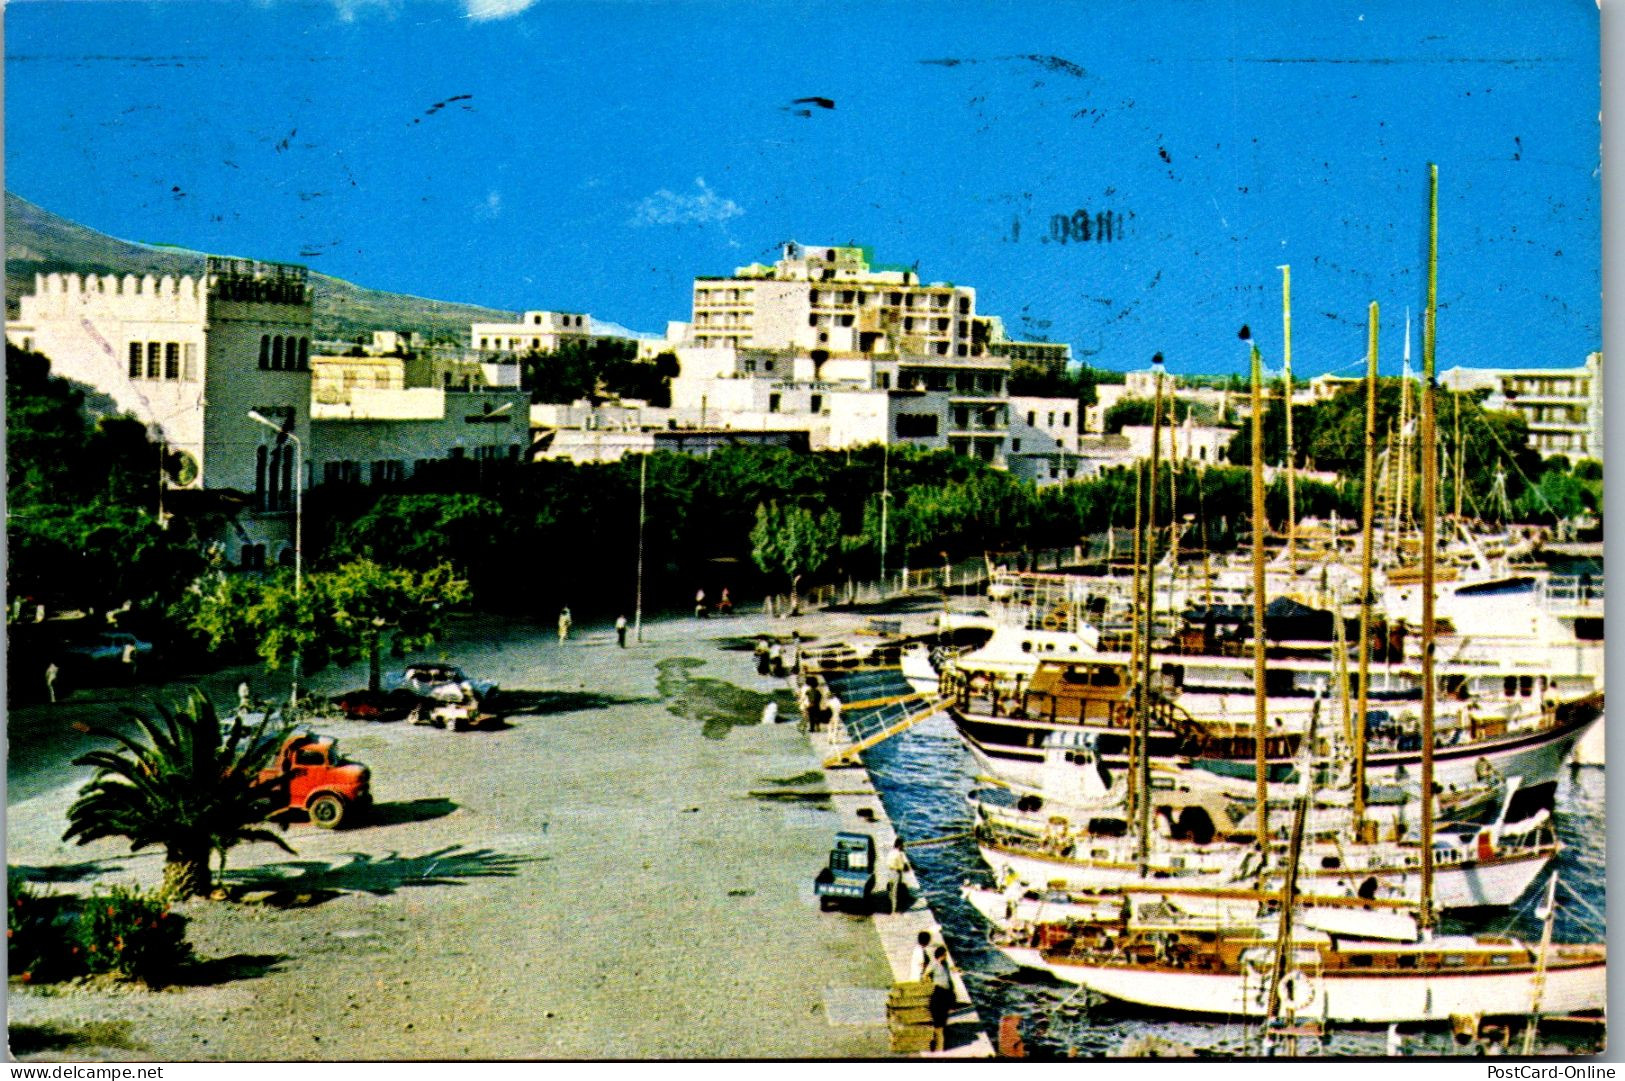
861, 712, 1608, 1057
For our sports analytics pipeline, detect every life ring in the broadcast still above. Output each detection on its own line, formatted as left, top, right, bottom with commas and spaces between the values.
1280, 970, 1317, 1013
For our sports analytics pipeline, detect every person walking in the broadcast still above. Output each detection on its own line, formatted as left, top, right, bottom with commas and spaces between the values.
886, 837, 910, 914
558, 607, 572, 643
908, 931, 933, 982
615, 614, 629, 648
694, 588, 707, 618
45, 662, 59, 704
237, 680, 252, 714
928, 946, 955, 1052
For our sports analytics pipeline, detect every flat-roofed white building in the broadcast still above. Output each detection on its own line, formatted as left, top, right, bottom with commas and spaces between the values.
309, 386, 530, 485
1440, 352, 1603, 459
472, 310, 591, 355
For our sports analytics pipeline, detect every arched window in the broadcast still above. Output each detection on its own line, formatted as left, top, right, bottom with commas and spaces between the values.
259, 335, 270, 369
255, 445, 268, 509
267, 445, 282, 509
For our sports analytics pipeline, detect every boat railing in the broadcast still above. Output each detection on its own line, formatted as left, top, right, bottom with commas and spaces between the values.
1536, 574, 1605, 617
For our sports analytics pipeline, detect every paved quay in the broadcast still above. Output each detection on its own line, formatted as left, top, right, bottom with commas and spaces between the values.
6, 608, 943, 1060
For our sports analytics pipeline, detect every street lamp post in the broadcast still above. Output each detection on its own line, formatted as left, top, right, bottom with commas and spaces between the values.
248, 410, 302, 707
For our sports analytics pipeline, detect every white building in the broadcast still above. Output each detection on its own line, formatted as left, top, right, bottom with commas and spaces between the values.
310, 386, 530, 484
471, 310, 591, 355
7, 259, 314, 567
1440, 352, 1603, 460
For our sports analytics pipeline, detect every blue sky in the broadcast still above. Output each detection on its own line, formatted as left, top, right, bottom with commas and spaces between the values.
5, 0, 1601, 375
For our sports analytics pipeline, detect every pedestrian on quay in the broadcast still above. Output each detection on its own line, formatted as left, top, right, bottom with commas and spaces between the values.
237, 680, 252, 713
558, 607, 572, 643
928, 946, 955, 1052
908, 931, 933, 982
886, 837, 910, 914
768, 640, 784, 677
718, 587, 733, 616
45, 661, 59, 704
694, 588, 707, 618
616, 614, 629, 647
754, 636, 772, 675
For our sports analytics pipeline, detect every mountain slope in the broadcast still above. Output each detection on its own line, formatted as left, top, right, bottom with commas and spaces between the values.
5, 192, 520, 345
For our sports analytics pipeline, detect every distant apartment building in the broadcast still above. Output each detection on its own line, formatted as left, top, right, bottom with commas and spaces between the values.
1440, 352, 1604, 460
1007, 395, 1085, 486
472, 310, 591, 354
7, 259, 313, 567
657, 243, 1013, 463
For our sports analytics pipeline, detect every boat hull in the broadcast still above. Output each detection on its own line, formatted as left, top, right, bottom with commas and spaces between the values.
1013, 953, 1606, 1024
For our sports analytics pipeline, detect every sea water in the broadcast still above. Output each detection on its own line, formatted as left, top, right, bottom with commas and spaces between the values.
862, 714, 1608, 1058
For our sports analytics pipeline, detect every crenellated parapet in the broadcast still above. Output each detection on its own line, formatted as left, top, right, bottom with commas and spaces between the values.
20, 271, 206, 320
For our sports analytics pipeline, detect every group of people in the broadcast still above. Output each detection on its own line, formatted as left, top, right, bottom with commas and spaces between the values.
909, 929, 958, 1053
694, 588, 733, 618
557, 607, 633, 648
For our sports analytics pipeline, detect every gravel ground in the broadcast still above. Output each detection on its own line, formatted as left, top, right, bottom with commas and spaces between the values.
6, 610, 898, 1060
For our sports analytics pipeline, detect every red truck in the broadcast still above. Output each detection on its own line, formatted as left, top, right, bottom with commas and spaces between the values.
261, 732, 371, 829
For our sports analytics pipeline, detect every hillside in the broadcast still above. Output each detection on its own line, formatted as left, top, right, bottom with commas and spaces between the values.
5, 192, 520, 345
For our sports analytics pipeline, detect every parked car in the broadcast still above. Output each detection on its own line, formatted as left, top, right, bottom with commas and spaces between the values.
383, 663, 498, 704
63, 631, 154, 666
331, 688, 418, 722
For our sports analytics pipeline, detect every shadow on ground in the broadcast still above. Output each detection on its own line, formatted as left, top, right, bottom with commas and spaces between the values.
656, 658, 801, 739
496, 689, 656, 716
10, 860, 120, 884
176, 952, 289, 986
10, 1020, 146, 1056
224, 845, 540, 906
361, 797, 459, 828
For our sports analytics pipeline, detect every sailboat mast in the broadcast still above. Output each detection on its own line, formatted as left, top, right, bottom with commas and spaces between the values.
1138, 364, 1166, 870
1129, 460, 1144, 817
1419, 163, 1440, 931
1354, 302, 1380, 830
1280, 265, 1297, 573
1453, 391, 1464, 523
1265, 691, 1320, 1027
1249, 338, 1270, 848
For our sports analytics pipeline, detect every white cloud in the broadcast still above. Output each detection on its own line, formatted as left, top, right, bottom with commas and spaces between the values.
325, 0, 401, 22
630, 178, 744, 228
464, 0, 538, 20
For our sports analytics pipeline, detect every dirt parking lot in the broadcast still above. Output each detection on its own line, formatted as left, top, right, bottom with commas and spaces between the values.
7, 612, 896, 1060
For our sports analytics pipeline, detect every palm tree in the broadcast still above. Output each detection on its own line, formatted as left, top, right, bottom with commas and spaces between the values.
63, 689, 296, 898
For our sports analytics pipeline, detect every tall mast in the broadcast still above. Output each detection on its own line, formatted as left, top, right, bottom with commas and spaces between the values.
1279, 265, 1297, 573
1248, 332, 1270, 850
1453, 390, 1464, 523
1128, 460, 1145, 818
1418, 163, 1440, 931
1354, 302, 1380, 830
1137, 363, 1166, 872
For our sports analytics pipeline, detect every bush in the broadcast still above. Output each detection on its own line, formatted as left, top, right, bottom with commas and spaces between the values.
7, 870, 79, 985
71, 885, 191, 986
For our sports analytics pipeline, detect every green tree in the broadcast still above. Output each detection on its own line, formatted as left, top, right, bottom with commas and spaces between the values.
750, 501, 841, 612
189, 560, 471, 691
6, 343, 205, 613
63, 690, 294, 898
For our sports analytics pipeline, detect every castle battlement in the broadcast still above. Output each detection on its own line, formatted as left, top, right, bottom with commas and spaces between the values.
20, 271, 207, 321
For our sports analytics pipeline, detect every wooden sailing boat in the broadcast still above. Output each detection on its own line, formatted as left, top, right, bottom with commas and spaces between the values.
983, 169, 1606, 1023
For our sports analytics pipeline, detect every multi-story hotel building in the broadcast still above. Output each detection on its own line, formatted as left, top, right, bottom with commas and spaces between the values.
1440, 352, 1603, 460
